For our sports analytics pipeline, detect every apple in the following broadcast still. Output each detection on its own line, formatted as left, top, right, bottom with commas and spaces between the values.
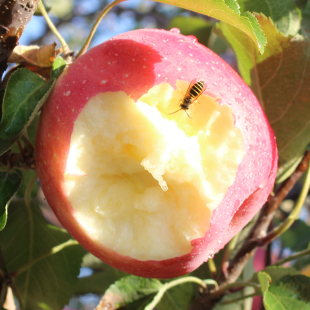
35, 28, 277, 278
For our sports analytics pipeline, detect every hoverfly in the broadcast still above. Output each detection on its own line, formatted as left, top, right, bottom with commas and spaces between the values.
169, 79, 207, 118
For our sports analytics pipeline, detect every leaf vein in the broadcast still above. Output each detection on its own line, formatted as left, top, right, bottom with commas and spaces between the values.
270, 51, 309, 125
261, 51, 283, 90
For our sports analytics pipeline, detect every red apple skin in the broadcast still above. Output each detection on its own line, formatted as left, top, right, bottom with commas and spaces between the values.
35, 29, 278, 278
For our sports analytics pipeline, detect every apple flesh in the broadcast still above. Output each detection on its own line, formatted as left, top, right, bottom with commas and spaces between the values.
35, 29, 277, 278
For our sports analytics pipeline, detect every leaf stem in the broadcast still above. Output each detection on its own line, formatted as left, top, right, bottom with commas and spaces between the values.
24, 172, 37, 210
221, 233, 240, 276
273, 245, 310, 267
38, 0, 69, 54
208, 258, 217, 279
14, 239, 78, 276
145, 276, 213, 310
76, 0, 126, 58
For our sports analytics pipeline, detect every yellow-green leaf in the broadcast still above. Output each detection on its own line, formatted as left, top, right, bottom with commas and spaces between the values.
157, 0, 266, 53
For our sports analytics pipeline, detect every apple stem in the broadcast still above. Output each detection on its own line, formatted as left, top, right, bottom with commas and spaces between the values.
76, 0, 127, 58
145, 276, 215, 310
37, 0, 70, 55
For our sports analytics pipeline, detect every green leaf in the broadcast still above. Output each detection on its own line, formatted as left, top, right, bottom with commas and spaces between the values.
168, 16, 213, 46
15, 170, 38, 199
0, 137, 19, 156
101, 276, 163, 308
251, 266, 301, 285
0, 200, 86, 310
280, 220, 310, 252
26, 114, 40, 147
238, 0, 301, 36
216, 14, 310, 182
0, 68, 53, 140
156, 280, 194, 310
224, 0, 240, 14
262, 36, 310, 181
215, 14, 289, 85
51, 56, 67, 80
295, 257, 310, 272
301, 1, 310, 38
0, 108, 39, 160
258, 271, 271, 295
0, 171, 22, 230
296, 0, 308, 10
157, 0, 266, 53
123, 295, 156, 310
0, 88, 4, 121
264, 275, 310, 309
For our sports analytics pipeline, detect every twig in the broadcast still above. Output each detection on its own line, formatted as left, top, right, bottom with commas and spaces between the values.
0, 0, 39, 79
0, 136, 36, 171
258, 160, 310, 246
210, 282, 260, 299
76, 0, 127, 58
16, 141, 26, 159
272, 246, 310, 267
37, 0, 69, 55
219, 150, 310, 286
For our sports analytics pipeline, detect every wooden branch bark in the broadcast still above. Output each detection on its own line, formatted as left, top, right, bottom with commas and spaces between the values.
0, 0, 40, 80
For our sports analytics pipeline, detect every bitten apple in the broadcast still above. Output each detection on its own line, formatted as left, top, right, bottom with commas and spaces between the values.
35, 29, 277, 278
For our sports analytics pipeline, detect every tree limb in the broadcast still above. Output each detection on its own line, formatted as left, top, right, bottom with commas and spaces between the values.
0, 0, 40, 80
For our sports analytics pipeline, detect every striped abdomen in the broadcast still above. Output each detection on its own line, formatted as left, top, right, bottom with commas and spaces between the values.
189, 81, 205, 98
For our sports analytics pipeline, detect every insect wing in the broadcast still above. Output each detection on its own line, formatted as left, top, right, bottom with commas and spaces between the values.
193, 81, 207, 102
184, 78, 198, 98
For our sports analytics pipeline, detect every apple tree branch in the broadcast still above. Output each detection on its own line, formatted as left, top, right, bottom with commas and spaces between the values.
0, 0, 40, 80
